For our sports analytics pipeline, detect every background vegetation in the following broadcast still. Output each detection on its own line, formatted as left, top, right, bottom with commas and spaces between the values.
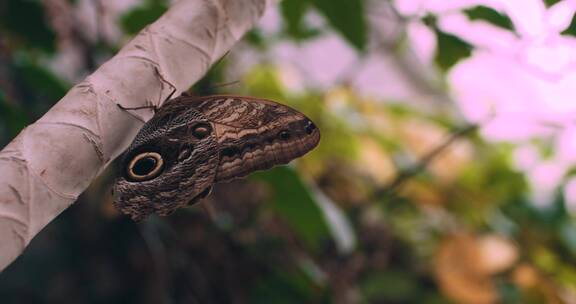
1, 0, 575, 303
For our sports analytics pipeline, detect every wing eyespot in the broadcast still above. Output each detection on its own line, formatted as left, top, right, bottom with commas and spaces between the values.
278, 130, 291, 140
192, 123, 212, 139
178, 145, 193, 161
126, 152, 164, 181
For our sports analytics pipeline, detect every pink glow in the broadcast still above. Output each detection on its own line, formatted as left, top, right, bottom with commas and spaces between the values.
438, 13, 518, 53
407, 21, 437, 64
398, 0, 576, 204
258, 1, 283, 35
274, 34, 357, 89
394, 0, 502, 16
556, 127, 576, 164
501, 0, 546, 37
255, 1, 576, 203
546, 1, 576, 33
512, 145, 540, 171
255, 6, 421, 101
351, 54, 416, 101
441, 4, 576, 157
528, 161, 566, 207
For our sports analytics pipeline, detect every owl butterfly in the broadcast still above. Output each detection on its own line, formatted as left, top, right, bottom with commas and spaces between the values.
113, 94, 320, 221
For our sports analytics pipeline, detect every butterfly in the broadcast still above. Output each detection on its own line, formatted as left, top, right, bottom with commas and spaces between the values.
113, 94, 320, 221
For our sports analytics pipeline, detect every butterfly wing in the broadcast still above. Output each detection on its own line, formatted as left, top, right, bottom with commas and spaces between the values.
113, 95, 320, 221
190, 95, 320, 181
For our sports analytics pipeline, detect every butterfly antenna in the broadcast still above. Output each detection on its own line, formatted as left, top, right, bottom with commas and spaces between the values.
211, 80, 241, 89
213, 51, 230, 68
116, 102, 158, 123
117, 88, 177, 115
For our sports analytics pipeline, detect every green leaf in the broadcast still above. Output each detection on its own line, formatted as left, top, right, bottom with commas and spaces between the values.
560, 221, 576, 255
311, 0, 367, 51
281, 0, 321, 40
496, 280, 521, 304
14, 55, 69, 102
464, 6, 514, 31
250, 269, 318, 303
309, 188, 356, 254
120, 0, 168, 35
245, 28, 267, 49
251, 166, 330, 251
0, 0, 56, 53
191, 55, 227, 95
242, 66, 286, 99
0, 92, 28, 139
434, 29, 473, 71
544, 0, 562, 7
281, 0, 308, 36
360, 271, 418, 302
562, 14, 576, 36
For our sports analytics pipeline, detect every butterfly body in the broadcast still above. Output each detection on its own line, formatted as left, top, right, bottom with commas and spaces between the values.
113, 95, 320, 221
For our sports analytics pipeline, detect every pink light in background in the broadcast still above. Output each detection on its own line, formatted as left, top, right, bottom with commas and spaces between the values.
406, 21, 437, 64
512, 145, 540, 171
556, 126, 576, 164
256, 0, 576, 207
274, 34, 356, 89
256, 6, 421, 101
397, 0, 576, 207
527, 161, 566, 207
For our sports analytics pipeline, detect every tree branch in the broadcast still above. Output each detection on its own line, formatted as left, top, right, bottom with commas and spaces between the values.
372, 123, 478, 200
0, 0, 268, 271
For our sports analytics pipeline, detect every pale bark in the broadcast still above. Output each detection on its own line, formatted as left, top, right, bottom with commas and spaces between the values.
0, 0, 267, 271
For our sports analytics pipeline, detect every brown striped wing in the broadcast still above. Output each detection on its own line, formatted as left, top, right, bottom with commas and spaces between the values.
187, 95, 320, 181
113, 95, 320, 221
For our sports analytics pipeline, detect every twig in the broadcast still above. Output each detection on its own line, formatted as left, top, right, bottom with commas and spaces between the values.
211, 80, 241, 89
371, 123, 479, 200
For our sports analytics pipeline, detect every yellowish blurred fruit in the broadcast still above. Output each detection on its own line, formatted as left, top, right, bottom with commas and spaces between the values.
435, 233, 498, 304
325, 87, 353, 114
399, 180, 445, 206
435, 233, 518, 304
513, 263, 539, 289
477, 235, 519, 275
358, 137, 396, 184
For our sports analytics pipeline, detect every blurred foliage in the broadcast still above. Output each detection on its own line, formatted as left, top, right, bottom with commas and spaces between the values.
120, 0, 168, 35
433, 29, 473, 73
281, 0, 367, 50
422, 15, 474, 72
0, 1, 575, 304
0, 0, 56, 53
562, 14, 576, 36
13, 55, 69, 101
464, 6, 515, 31
280, 0, 322, 41
544, 0, 563, 7
310, 0, 367, 51
0, 93, 27, 140
252, 167, 331, 252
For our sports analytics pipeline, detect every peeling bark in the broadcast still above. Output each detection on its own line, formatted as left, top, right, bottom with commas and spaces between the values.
0, 0, 268, 271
